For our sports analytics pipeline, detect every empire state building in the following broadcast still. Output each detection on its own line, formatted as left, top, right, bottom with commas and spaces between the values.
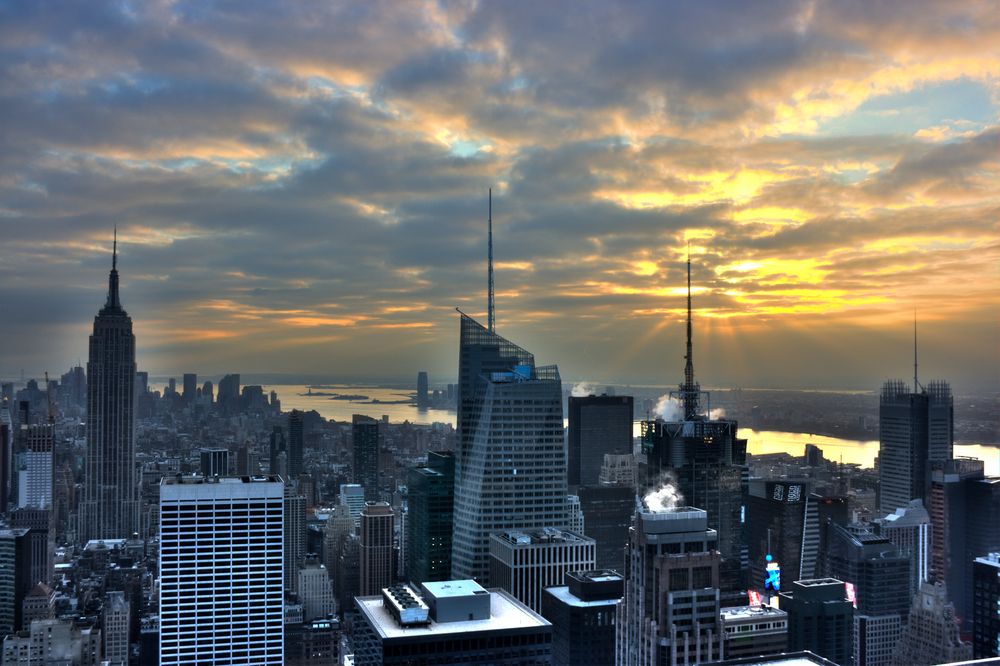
78, 233, 139, 542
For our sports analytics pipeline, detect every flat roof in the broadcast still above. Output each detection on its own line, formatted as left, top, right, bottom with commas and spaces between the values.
161, 474, 281, 485
492, 528, 592, 546
356, 589, 549, 641
421, 579, 487, 599
722, 605, 788, 621
544, 586, 621, 609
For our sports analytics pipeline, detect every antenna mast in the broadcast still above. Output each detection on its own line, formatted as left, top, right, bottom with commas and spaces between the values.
681, 243, 700, 420
487, 188, 495, 332
913, 310, 920, 393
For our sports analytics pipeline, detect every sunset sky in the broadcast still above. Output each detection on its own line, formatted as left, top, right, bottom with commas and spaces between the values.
1, 1, 998, 390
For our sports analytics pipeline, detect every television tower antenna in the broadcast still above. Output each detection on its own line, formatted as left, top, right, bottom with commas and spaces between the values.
913, 310, 920, 393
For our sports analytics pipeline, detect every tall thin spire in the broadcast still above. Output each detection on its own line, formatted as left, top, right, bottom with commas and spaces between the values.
680, 243, 700, 420
487, 188, 495, 332
106, 227, 121, 309
913, 310, 919, 394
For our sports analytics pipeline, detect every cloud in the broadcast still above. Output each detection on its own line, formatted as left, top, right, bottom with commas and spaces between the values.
0, 0, 997, 391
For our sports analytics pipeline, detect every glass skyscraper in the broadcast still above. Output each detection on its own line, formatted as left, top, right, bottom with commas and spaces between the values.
451, 313, 568, 583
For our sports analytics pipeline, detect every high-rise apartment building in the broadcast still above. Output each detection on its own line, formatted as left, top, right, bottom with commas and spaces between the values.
353, 415, 380, 502
1, 405, 12, 515
488, 528, 596, 613
617, 505, 724, 666
567, 395, 633, 488
78, 239, 139, 543
878, 379, 953, 514
360, 502, 395, 596
451, 314, 568, 583
15, 424, 53, 510
407, 451, 454, 584
159, 475, 284, 665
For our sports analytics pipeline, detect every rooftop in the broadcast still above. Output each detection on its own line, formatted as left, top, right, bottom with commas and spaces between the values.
544, 585, 621, 609
421, 580, 489, 599
356, 589, 549, 641
722, 605, 789, 621
161, 474, 281, 485
492, 528, 592, 546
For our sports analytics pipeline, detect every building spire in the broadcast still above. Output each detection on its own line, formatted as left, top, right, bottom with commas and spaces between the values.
487, 188, 495, 332
680, 243, 700, 420
913, 309, 919, 394
106, 226, 121, 309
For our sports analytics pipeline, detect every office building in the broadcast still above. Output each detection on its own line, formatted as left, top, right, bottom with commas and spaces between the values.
452, 313, 568, 583
599, 453, 637, 486
335, 534, 361, 615
286, 617, 340, 666
353, 580, 551, 665
578, 483, 634, 571
707, 653, 841, 666
9, 509, 54, 603
78, 238, 140, 543
102, 590, 130, 666
780, 579, 854, 666
339, 483, 366, 525
892, 582, 971, 665
298, 555, 336, 621
360, 502, 395, 596
878, 379, 953, 514
182, 373, 197, 404
288, 409, 304, 480
199, 448, 229, 477
21, 583, 55, 628
640, 256, 748, 601
406, 451, 455, 584
617, 505, 723, 666
825, 524, 910, 666
747, 479, 812, 589
353, 415, 381, 502
159, 475, 284, 665
268, 426, 286, 477
929, 458, 1000, 627
416, 371, 429, 410
973, 553, 1000, 659
285, 487, 307, 594
489, 528, 596, 613
721, 605, 789, 660
567, 394, 634, 488
216, 373, 241, 414
878, 499, 931, 596
541, 570, 622, 666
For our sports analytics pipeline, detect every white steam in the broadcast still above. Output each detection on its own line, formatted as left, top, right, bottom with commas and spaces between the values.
571, 382, 597, 397
653, 394, 684, 421
643, 473, 684, 512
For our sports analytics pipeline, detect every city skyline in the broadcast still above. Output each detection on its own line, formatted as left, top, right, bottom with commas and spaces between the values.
2, 2, 999, 392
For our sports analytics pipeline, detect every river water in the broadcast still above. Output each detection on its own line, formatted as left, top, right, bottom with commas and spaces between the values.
263, 383, 998, 474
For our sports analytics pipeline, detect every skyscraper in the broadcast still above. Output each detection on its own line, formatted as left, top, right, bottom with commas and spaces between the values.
451, 314, 568, 583
825, 524, 910, 666
780, 578, 854, 666
360, 502, 395, 596
567, 394, 633, 488
284, 486, 306, 594
78, 234, 140, 543
181, 373, 197, 404
617, 505, 724, 666
641, 255, 748, 600
287, 409, 304, 481
159, 475, 284, 665
488, 528, 596, 613
892, 582, 972, 665
15, 423, 53, 510
416, 371, 429, 410
878, 378, 953, 514
1, 405, 13, 515
407, 451, 455, 584
542, 570, 623, 666
199, 448, 229, 477
353, 415, 380, 502
973, 553, 1000, 659
878, 499, 931, 596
